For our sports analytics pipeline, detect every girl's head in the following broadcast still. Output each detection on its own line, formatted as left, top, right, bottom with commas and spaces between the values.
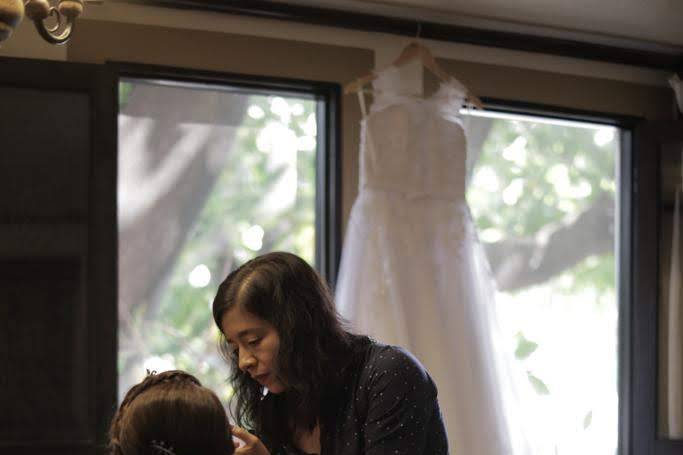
212, 252, 352, 434
109, 370, 233, 455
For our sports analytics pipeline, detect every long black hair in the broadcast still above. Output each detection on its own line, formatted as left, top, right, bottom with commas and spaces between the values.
212, 252, 360, 448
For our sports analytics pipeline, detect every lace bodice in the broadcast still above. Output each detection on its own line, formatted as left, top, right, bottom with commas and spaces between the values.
359, 66, 468, 200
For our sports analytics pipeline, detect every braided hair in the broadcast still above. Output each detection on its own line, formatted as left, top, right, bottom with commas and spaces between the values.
108, 370, 234, 455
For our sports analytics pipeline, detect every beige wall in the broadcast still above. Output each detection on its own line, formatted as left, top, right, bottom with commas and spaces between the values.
435, 58, 671, 120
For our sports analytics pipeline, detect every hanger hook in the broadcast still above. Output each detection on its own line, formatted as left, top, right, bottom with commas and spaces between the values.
415, 21, 422, 41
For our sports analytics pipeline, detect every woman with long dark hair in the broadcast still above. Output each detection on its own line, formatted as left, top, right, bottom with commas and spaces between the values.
212, 251, 448, 455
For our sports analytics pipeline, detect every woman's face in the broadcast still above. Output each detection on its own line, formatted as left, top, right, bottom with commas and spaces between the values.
221, 304, 285, 394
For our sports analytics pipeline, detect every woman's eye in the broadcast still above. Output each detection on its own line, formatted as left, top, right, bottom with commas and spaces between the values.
247, 338, 261, 346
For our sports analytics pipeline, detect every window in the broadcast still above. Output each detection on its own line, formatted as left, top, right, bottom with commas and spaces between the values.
465, 110, 620, 454
116, 73, 337, 402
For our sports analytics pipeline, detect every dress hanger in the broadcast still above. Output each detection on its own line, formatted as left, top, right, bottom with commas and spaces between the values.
343, 24, 484, 110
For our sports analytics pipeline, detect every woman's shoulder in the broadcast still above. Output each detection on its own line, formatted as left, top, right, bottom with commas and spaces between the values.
362, 339, 419, 365
361, 340, 436, 391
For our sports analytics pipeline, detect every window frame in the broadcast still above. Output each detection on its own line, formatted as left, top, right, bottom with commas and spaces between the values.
110, 61, 342, 281
108, 60, 342, 395
633, 120, 683, 455
471, 97, 640, 455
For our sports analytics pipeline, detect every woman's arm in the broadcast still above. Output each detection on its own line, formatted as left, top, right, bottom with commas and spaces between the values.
362, 346, 449, 455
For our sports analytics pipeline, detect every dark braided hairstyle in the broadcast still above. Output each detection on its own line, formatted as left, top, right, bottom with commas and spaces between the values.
108, 370, 234, 455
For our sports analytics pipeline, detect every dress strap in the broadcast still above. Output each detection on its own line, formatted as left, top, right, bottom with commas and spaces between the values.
357, 90, 368, 118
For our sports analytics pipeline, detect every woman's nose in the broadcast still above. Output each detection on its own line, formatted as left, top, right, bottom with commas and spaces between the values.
238, 350, 256, 371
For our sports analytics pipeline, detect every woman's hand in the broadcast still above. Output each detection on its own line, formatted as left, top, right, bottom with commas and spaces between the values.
232, 426, 271, 455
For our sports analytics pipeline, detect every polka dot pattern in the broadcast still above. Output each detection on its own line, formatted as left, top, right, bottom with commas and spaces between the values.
274, 340, 449, 455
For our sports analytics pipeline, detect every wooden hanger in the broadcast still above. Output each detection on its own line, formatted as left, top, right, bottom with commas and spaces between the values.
343, 41, 484, 110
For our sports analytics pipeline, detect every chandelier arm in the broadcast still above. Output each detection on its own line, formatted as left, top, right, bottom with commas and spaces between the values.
45, 7, 61, 32
31, 14, 73, 44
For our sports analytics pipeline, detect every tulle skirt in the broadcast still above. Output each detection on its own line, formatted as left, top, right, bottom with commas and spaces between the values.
335, 188, 538, 455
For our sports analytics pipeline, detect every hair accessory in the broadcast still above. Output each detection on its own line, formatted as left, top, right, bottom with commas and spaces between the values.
151, 440, 176, 455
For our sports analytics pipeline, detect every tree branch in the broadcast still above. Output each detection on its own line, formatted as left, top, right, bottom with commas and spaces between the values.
483, 191, 614, 291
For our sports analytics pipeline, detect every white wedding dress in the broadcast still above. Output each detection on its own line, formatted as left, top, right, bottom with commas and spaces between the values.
336, 66, 535, 454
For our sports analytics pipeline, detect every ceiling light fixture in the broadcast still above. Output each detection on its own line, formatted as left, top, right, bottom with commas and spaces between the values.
0, 0, 100, 45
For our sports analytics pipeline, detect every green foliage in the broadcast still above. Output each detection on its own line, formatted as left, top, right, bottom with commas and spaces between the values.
118, 91, 318, 400
527, 371, 551, 395
119, 82, 134, 109
468, 116, 618, 410
569, 254, 616, 296
472, 120, 614, 231
514, 332, 539, 360
469, 118, 617, 294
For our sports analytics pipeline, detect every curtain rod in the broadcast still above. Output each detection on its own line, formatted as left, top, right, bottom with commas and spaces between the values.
132, 0, 683, 72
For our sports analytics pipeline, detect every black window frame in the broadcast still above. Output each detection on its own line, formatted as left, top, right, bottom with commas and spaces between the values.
108, 60, 342, 393
632, 120, 683, 455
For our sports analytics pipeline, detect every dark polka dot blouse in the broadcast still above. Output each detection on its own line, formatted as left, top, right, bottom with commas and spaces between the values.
274, 339, 449, 455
